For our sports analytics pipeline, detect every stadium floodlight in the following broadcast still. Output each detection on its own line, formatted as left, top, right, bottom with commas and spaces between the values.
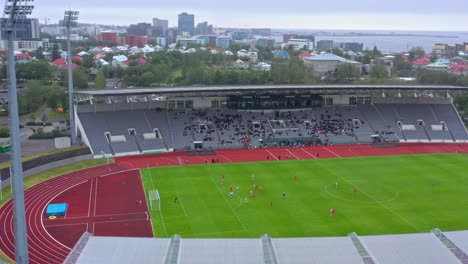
60, 10, 79, 145
3, 1, 34, 263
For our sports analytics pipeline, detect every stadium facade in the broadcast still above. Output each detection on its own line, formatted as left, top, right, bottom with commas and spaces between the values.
74, 85, 468, 158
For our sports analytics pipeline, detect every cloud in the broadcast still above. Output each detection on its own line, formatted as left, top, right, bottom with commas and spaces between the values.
33, 0, 468, 31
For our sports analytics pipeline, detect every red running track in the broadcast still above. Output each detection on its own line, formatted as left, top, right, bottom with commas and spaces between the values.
0, 164, 153, 264
0, 143, 467, 263
116, 143, 468, 168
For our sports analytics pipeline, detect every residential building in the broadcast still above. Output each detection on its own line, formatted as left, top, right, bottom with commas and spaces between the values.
237, 49, 258, 63
152, 18, 169, 36
334, 42, 364, 52
303, 53, 361, 77
197, 35, 217, 46
216, 36, 232, 49
178, 38, 203, 47
0, 17, 40, 40
287, 39, 313, 51
274, 50, 290, 59
317, 40, 334, 50
0, 38, 49, 51
127, 22, 152, 36
256, 38, 275, 49
100, 31, 118, 44
156, 36, 169, 47
125, 35, 148, 46
412, 58, 431, 70
283, 34, 296, 43
178, 12, 195, 36
231, 31, 249, 41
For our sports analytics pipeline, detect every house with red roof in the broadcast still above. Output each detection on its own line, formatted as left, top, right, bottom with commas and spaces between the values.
298, 52, 313, 61
412, 58, 431, 70
72, 55, 83, 61
15, 53, 33, 62
448, 61, 468, 76
51, 57, 78, 70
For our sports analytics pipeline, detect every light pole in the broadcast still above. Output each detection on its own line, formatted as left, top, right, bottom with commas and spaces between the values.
60, 10, 79, 145
3, 1, 34, 263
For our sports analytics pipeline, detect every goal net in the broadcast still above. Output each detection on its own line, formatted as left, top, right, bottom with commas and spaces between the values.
149, 190, 161, 211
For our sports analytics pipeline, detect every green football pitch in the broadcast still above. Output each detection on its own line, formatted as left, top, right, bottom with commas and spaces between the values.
140, 154, 468, 238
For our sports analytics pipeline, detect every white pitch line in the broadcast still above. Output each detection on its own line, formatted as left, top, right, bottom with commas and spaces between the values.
324, 147, 342, 158
93, 177, 98, 218
300, 148, 317, 159
317, 163, 421, 232
286, 148, 300, 160
208, 175, 248, 233
177, 192, 188, 216
159, 209, 169, 237
265, 149, 278, 160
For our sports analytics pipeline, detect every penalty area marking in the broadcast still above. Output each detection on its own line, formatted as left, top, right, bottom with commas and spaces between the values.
176, 192, 188, 217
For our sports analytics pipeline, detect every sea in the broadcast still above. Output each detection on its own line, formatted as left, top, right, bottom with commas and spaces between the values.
272, 29, 468, 54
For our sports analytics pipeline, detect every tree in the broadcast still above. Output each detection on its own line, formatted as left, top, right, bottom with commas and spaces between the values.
63, 67, 89, 89
369, 63, 388, 79
334, 64, 360, 83
51, 44, 61, 62
81, 55, 95, 69
409, 47, 425, 61
140, 71, 155, 86
32, 46, 45, 60
95, 71, 106, 89
16, 61, 52, 80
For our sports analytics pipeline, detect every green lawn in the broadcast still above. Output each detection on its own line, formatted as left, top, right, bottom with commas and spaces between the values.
141, 154, 468, 238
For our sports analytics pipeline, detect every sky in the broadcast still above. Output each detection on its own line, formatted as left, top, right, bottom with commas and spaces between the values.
32, 0, 468, 31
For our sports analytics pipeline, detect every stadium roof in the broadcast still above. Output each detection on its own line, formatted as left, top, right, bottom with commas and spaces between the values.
74, 84, 468, 98
73, 230, 468, 264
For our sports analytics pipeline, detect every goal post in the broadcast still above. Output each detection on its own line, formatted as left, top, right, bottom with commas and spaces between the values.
149, 190, 161, 211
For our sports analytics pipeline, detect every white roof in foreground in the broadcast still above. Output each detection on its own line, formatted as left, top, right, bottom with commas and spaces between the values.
361, 233, 461, 264
76, 237, 170, 264
274, 237, 363, 264
74, 231, 468, 264
445, 231, 468, 256
179, 239, 263, 264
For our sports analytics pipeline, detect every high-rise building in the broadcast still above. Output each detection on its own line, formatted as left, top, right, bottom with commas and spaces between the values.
256, 38, 275, 49
216, 36, 231, 48
0, 17, 40, 41
195, 21, 213, 35
178, 12, 195, 36
231, 31, 249, 41
127, 22, 152, 36
152, 18, 169, 36
317, 40, 334, 50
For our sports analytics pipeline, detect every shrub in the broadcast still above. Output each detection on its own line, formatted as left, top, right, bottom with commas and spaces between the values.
0, 127, 9, 138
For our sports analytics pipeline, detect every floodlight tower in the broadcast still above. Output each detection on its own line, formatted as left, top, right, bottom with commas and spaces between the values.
3, 0, 34, 263
60, 10, 79, 145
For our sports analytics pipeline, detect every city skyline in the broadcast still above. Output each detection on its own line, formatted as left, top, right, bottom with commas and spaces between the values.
35, 0, 468, 31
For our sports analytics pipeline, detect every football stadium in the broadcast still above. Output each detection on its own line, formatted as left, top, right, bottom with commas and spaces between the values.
1, 84, 468, 264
